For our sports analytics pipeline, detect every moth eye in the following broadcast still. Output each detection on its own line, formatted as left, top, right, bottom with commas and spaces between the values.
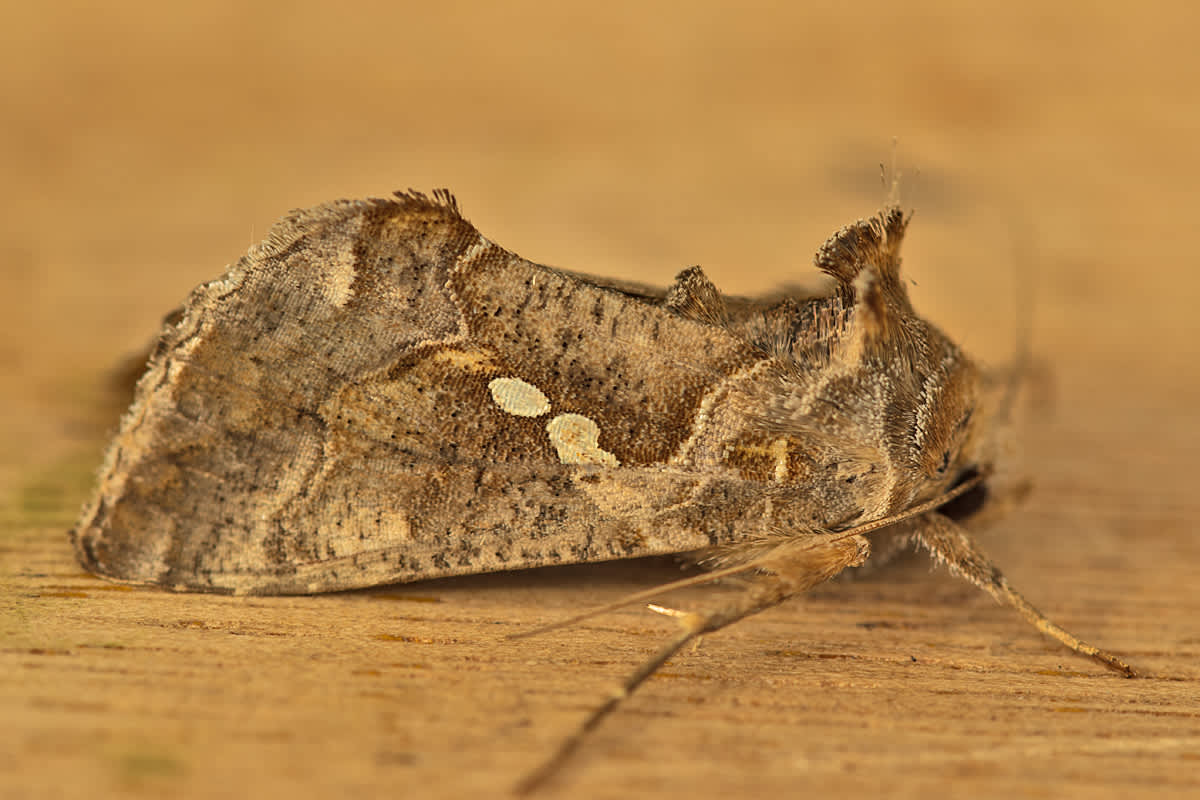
936, 448, 951, 475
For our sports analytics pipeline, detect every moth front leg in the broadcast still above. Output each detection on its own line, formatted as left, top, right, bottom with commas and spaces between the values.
913, 512, 1136, 677
515, 533, 870, 795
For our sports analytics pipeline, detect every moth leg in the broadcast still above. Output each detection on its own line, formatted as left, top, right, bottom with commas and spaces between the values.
647, 604, 708, 655
914, 512, 1136, 677
646, 602, 690, 619
515, 534, 869, 795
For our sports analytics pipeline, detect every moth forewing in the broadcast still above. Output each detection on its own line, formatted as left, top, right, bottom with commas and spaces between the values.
69, 190, 1135, 792
69, 193, 938, 594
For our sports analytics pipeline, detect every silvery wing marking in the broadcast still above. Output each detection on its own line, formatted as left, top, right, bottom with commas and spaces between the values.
72, 191, 988, 595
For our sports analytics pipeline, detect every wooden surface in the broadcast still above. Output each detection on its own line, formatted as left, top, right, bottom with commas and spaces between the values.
2, 2, 1198, 798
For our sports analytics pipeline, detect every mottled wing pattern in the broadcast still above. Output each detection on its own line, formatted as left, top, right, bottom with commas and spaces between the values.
72, 192, 814, 594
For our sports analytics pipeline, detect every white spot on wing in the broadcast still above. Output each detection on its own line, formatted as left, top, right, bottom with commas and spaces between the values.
546, 413, 619, 467
488, 377, 551, 417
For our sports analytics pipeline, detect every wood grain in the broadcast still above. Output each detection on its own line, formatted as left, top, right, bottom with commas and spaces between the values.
2, 2, 1198, 799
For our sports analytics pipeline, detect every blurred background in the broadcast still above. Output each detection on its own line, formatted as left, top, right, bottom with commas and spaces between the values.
4, 1, 1196, 476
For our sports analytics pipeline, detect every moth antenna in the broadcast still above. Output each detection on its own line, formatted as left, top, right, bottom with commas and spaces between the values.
714, 473, 987, 568
514, 624, 699, 795
516, 536, 871, 795
831, 469, 987, 541
506, 562, 762, 640
514, 469, 1094, 795
509, 471, 988, 641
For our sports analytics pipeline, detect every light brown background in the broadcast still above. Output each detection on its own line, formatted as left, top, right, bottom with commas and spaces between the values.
3, 2, 1198, 798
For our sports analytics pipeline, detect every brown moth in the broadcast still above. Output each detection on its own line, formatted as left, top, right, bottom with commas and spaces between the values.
71, 190, 1134, 790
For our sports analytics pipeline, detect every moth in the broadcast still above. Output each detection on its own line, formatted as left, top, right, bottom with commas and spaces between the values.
71, 190, 1134, 791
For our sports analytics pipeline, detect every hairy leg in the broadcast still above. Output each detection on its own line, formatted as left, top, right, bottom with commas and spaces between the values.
913, 512, 1135, 677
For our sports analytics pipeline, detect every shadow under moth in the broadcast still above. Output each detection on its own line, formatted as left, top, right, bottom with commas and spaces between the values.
71, 189, 1135, 792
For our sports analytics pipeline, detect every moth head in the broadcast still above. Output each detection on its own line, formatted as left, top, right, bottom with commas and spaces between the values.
909, 345, 981, 488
